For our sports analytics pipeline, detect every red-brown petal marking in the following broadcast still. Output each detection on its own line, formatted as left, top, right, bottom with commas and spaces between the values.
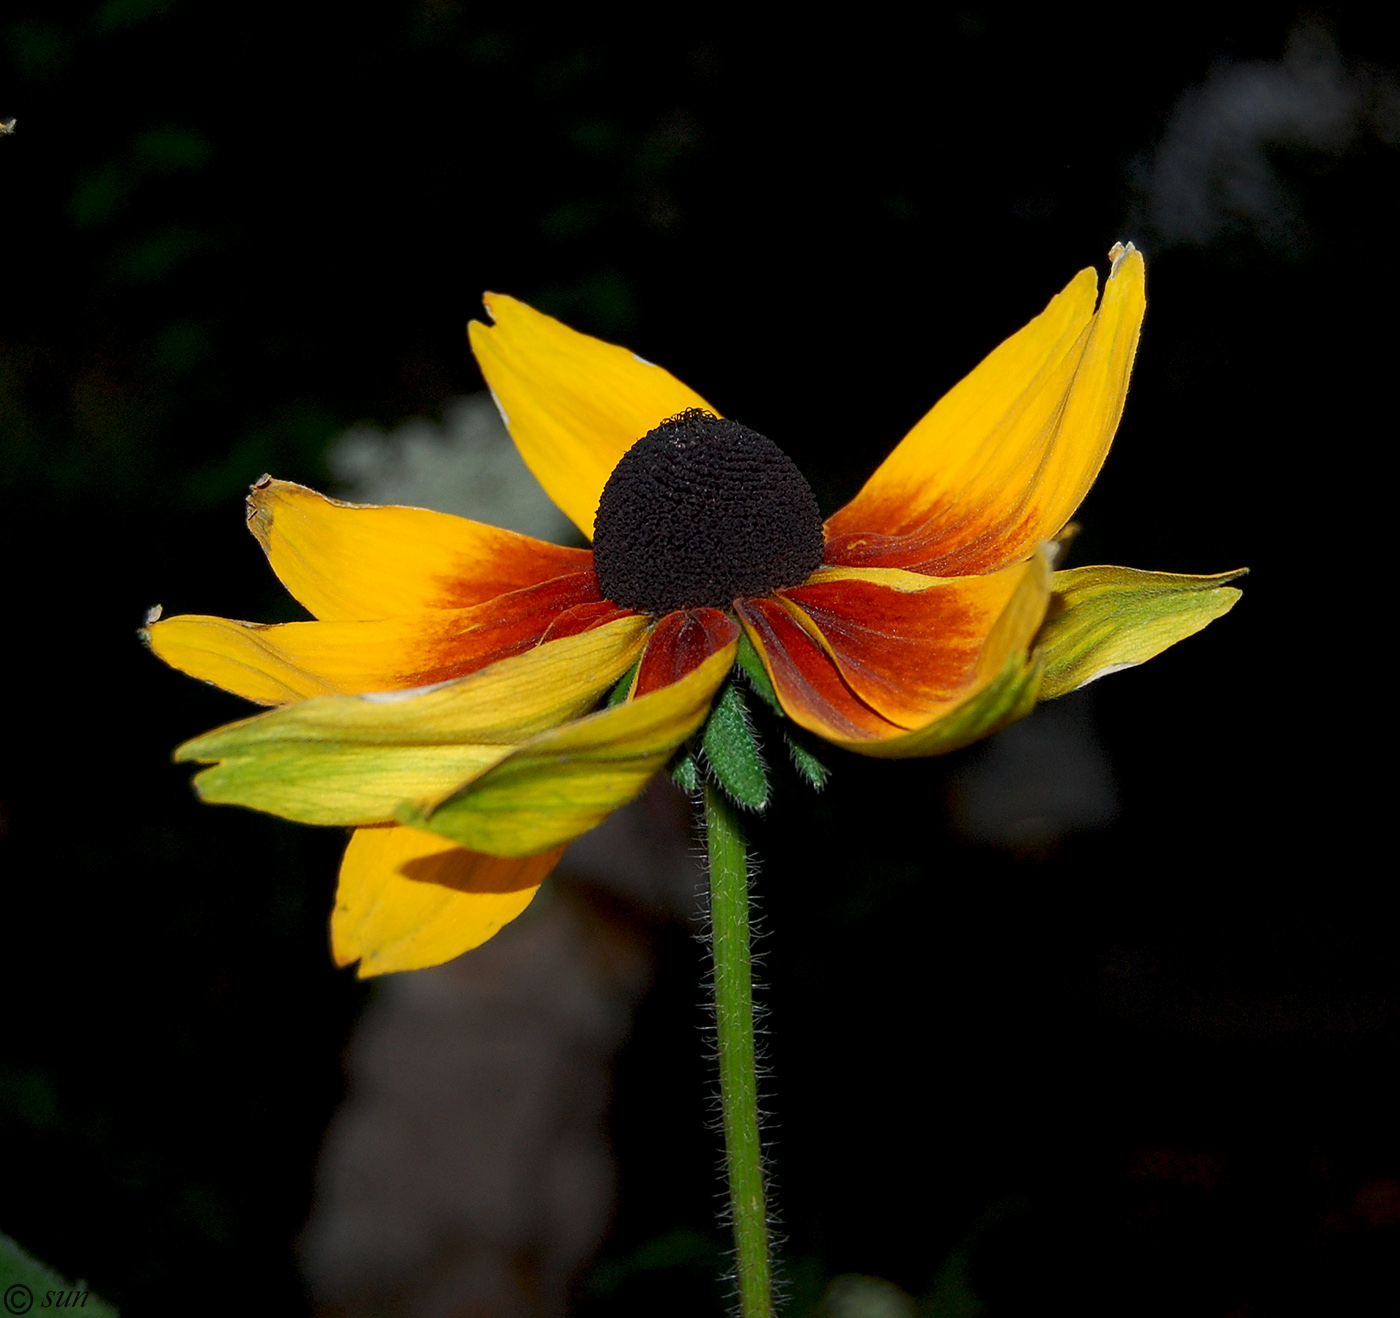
247, 477, 593, 619
539, 597, 640, 644
633, 608, 741, 698
778, 566, 1037, 729
733, 597, 898, 742
824, 249, 1145, 578
378, 569, 609, 687
823, 524, 1013, 578
146, 568, 609, 704
822, 484, 1054, 579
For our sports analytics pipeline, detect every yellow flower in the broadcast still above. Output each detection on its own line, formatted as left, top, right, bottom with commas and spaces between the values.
148, 243, 1241, 975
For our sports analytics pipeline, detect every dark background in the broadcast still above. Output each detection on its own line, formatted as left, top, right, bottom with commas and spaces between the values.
2, 3, 1396, 1315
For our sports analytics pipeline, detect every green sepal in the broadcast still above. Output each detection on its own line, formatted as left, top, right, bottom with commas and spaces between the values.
702, 680, 769, 811
735, 629, 782, 715
400, 643, 733, 856
738, 628, 826, 789
671, 749, 700, 794
784, 732, 830, 791
606, 657, 642, 708
1036, 565, 1246, 699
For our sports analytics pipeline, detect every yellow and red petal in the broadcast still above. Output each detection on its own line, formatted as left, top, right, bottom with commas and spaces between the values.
736, 552, 1051, 752
402, 639, 737, 856
634, 608, 742, 698
825, 245, 1145, 576
246, 477, 591, 621
145, 569, 626, 705
172, 615, 653, 826
469, 294, 716, 541
332, 824, 563, 977
732, 595, 897, 741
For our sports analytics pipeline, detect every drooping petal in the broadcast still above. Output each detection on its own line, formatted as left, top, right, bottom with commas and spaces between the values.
403, 640, 736, 856
1036, 565, 1246, 699
633, 608, 741, 698
469, 294, 716, 540
826, 245, 1146, 576
736, 551, 1051, 754
732, 596, 904, 742
172, 616, 652, 825
863, 650, 1042, 758
332, 824, 563, 977
247, 477, 591, 620
145, 570, 622, 705
782, 558, 1050, 726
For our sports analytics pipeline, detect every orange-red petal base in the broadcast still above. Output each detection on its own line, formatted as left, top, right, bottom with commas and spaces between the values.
634, 609, 741, 698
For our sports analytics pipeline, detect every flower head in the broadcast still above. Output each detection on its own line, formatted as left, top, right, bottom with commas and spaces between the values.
147, 243, 1241, 975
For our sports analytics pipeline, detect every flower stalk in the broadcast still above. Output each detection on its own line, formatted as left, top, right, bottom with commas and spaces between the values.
704, 779, 775, 1318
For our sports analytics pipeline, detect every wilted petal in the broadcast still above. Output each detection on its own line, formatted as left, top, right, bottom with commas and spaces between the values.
780, 557, 1049, 728
736, 551, 1050, 753
732, 595, 897, 741
470, 294, 716, 540
403, 641, 736, 855
858, 650, 1042, 759
332, 824, 563, 977
1036, 564, 1246, 698
173, 616, 651, 825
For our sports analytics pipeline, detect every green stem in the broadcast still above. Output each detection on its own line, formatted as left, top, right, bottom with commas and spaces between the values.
704, 780, 775, 1318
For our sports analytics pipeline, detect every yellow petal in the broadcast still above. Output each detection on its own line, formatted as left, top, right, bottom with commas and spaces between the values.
404, 639, 736, 855
469, 294, 716, 540
1037, 564, 1246, 698
146, 613, 343, 705
173, 616, 651, 826
826, 245, 1146, 576
333, 824, 563, 977
144, 569, 609, 705
247, 477, 589, 620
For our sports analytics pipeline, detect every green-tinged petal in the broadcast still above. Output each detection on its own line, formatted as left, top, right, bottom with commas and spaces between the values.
403, 641, 737, 855
174, 617, 650, 826
469, 293, 716, 540
1036, 565, 1246, 699
333, 825, 563, 977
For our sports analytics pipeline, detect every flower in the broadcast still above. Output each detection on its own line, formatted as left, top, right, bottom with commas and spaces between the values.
147, 243, 1241, 975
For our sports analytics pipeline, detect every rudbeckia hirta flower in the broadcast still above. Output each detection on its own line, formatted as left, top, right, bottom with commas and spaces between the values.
147, 243, 1241, 975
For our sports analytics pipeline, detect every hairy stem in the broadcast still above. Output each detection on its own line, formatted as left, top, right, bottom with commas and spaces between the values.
704, 780, 774, 1318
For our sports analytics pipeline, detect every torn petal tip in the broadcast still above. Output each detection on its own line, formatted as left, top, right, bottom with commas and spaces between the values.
1108, 240, 1138, 273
